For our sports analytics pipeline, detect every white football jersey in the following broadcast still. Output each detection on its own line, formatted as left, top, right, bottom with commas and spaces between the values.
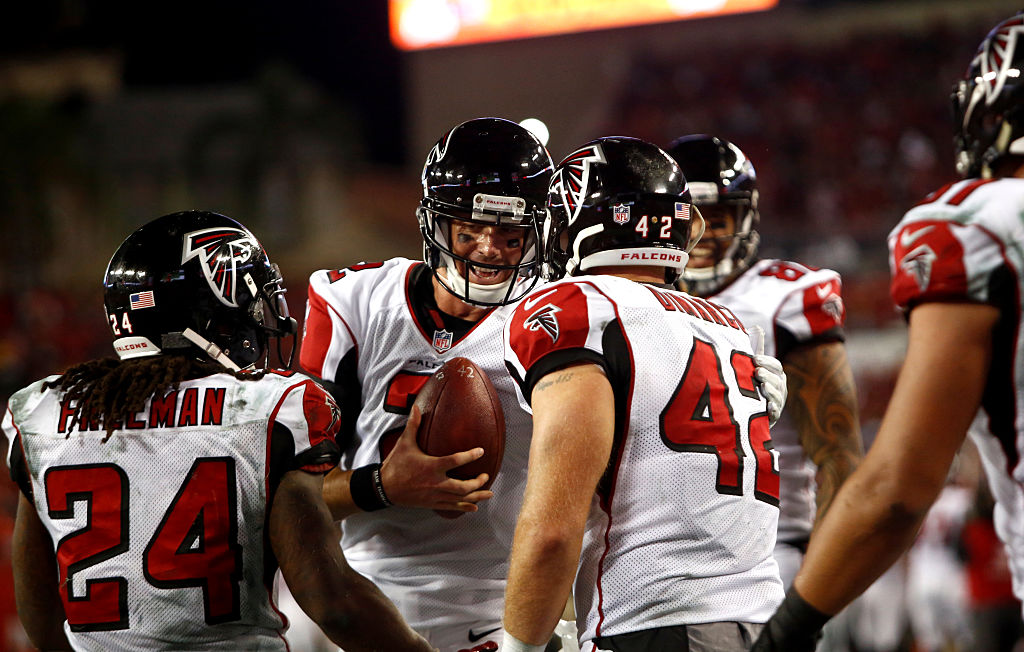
504, 274, 784, 649
889, 177, 1024, 609
704, 259, 846, 545
3, 370, 341, 651
300, 258, 534, 646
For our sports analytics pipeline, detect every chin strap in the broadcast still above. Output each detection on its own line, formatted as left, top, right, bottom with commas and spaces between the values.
182, 328, 242, 372
439, 263, 516, 305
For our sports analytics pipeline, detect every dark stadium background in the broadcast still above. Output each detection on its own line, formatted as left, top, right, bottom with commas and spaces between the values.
0, 1, 1020, 649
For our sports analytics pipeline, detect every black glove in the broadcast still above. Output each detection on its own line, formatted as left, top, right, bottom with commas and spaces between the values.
751, 588, 831, 652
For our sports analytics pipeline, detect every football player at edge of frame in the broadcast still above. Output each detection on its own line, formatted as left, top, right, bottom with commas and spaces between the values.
501, 136, 787, 652
3, 211, 433, 651
298, 120, 790, 651
752, 11, 1024, 651
666, 134, 864, 589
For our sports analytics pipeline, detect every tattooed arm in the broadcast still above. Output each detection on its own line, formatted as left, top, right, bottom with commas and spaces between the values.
782, 341, 864, 527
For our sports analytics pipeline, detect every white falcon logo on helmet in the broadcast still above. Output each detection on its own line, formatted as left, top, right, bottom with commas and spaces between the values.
979, 15, 1024, 105
523, 304, 562, 343
550, 144, 606, 226
182, 227, 261, 308
421, 126, 455, 185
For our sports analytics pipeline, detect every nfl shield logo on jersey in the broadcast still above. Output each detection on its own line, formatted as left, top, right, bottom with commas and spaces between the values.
432, 329, 453, 353
613, 203, 630, 225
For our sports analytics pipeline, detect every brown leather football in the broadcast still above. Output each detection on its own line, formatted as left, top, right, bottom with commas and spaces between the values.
413, 357, 505, 517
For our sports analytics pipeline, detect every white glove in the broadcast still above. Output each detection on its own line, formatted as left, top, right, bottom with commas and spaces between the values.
554, 620, 580, 652
750, 326, 787, 426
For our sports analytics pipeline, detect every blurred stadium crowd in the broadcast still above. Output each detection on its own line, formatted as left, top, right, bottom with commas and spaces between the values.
1, 2, 1022, 650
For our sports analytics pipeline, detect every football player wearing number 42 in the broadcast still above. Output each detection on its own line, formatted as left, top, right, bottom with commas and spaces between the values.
297, 118, 788, 652
3, 211, 433, 652
753, 11, 1024, 651
501, 136, 787, 652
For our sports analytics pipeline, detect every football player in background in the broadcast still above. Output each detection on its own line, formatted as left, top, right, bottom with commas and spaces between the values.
298, 117, 556, 651
666, 134, 864, 588
501, 136, 785, 652
752, 12, 1024, 650
4, 211, 432, 651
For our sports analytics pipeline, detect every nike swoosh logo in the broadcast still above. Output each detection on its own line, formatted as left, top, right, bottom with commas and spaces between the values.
468, 626, 502, 642
900, 225, 934, 248
523, 288, 558, 311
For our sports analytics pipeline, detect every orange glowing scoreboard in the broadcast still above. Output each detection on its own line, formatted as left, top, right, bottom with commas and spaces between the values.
389, 0, 778, 50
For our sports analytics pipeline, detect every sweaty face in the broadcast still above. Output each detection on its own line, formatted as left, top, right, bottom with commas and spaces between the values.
448, 219, 528, 285
687, 205, 736, 270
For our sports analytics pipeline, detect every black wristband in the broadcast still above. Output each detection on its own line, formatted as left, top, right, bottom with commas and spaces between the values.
754, 588, 831, 652
350, 463, 393, 512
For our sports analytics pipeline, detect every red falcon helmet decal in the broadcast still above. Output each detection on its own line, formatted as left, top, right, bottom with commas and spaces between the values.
550, 144, 606, 225
182, 227, 261, 308
978, 15, 1024, 104
523, 303, 562, 343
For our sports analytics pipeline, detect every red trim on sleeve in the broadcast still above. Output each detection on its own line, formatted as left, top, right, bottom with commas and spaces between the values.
912, 182, 955, 208
508, 283, 593, 372
267, 380, 341, 473
802, 278, 845, 335
890, 221, 968, 309
299, 380, 341, 449
948, 179, 997, 206
300, 284, 342, 377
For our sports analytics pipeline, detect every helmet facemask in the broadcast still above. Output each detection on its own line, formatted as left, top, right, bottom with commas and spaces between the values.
666, 135, 761, 296
418, 193, 543, 307
418, 117, 553, 306
682, 184, 760, 296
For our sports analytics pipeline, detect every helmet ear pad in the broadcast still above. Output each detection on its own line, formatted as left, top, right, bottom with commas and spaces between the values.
418, 117, 554, 306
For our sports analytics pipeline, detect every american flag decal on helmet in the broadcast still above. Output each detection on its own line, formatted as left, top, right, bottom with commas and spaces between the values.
523, 303, 561, 343
182, 227, 260, 308
550, 144, 606, 226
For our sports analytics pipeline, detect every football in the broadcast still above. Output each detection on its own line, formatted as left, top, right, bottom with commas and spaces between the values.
414, 357, 505, 517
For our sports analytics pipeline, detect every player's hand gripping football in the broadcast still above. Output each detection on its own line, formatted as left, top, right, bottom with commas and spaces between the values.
751, 326, 787, 426
379, 405, 495, 513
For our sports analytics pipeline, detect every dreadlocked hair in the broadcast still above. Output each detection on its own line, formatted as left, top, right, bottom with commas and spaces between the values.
43, 355, 264, 442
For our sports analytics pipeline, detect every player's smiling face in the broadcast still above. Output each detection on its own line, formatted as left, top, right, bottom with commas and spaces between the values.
688, 206, 735, 269
450, 219, 526, 285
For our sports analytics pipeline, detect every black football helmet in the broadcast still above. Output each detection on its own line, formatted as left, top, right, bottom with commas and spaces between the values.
418, 117, 554, 306
103, 210, 297, 371
544, 136, 701, 285
953, 12, 1024, 179
666, 134, 760, 296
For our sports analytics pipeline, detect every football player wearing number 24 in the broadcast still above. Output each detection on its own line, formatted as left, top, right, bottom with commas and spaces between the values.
501, 137, 785, 652
753, 12, 1024, 650
4, 211, 433, 651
